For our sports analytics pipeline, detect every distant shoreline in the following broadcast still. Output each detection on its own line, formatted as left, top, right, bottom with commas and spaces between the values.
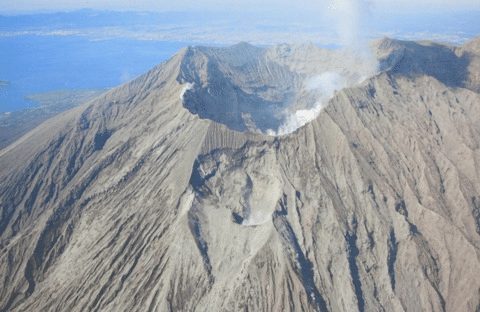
0, 80, 9, 86
0, 88, 105, 150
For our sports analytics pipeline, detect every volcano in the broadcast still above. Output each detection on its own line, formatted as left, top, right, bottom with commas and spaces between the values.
1, 38, 480, 312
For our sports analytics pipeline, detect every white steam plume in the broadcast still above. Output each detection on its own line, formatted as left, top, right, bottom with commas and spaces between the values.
269, 0, 378, 136
329, 0, 378, 72
180, 82, 194, 100
329, 0, 372, 50
272, 72, 347, 136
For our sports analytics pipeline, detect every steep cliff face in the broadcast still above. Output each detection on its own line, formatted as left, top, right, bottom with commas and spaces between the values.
0, 38, 480, 312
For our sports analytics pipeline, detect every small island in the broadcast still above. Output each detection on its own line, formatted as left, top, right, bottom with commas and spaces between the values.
0, 80, 9, 87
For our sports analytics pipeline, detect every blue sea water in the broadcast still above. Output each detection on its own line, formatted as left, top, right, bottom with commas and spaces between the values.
0, 35, 187, 112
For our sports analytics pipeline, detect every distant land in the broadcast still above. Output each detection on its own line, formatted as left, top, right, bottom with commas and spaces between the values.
1, 9, 479, 44
0, 89, 104, 149
0, 80, 9, 86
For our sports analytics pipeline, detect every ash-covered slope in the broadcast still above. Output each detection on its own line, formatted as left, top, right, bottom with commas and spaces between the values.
1, 38, 480, 312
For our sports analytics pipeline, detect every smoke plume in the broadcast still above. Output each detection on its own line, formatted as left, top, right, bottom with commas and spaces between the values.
273, 72, 347, 135
329, 0, 372, 50
269, 0, 378, 136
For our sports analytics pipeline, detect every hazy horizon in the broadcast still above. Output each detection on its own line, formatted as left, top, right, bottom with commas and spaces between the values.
1, 0, 479, 14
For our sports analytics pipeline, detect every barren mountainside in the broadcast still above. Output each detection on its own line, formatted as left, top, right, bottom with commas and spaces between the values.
1, 38, 480, 312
